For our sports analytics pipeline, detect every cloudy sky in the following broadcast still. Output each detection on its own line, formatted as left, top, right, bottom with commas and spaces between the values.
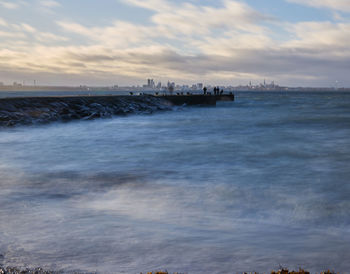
0, 0, 349, 87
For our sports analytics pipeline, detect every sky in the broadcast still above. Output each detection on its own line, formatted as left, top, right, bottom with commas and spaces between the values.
0, 0, 349, 87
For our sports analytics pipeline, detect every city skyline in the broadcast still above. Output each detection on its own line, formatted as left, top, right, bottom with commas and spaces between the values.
0, 0, 350, 87
2, 77, 349, 93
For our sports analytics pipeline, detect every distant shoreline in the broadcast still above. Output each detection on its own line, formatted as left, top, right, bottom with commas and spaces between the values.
0, 85, 349, 93
0, 265, 336, 274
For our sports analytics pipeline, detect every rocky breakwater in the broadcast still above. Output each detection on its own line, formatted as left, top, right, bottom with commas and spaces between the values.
0, 95, 173, 127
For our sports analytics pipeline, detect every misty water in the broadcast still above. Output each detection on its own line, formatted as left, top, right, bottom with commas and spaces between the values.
0, 92, 350, 273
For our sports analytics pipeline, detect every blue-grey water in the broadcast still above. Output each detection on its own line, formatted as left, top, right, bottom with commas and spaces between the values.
0, 92, 349, 273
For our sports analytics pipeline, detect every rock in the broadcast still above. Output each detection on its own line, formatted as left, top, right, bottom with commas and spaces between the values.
0, 95, 173, 127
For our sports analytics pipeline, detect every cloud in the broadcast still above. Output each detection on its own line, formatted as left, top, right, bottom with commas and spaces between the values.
287, 0, 350, 12
57, 20, 162, 47
4, 0, 278, 83
58, 0, 273, 53
1, 0, 350, 86
0, 30, 26, 39
39, 0, 60, 7
285, 22, 350, 52
0, 17, 8, 27
56, 21, 93, 37
36, 32, 68, 42
121, 0, 172, 12
123, 0, 273, 36
0, 0, 60, 11
20, 23, 37, 33
0, 1, 19, 9
0, 22, 68, 45
2, 35, 349, 87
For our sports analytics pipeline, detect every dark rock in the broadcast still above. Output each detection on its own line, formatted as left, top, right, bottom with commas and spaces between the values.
0, 94, 233, 127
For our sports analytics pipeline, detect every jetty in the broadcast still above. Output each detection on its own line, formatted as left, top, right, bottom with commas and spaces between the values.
159, 93, 234, 105
0, 93, 234, 127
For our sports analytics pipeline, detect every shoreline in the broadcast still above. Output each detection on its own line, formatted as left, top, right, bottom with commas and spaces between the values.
0, 266, 337, 274
0, 85, 349, 93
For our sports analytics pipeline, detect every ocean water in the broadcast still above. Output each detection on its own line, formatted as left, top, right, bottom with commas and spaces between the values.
0, 91, 349, 273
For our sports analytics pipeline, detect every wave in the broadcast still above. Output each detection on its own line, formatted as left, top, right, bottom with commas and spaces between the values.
0, 95, 173, 127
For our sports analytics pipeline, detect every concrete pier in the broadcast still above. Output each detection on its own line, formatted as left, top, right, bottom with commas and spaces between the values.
160, 94, 235, 105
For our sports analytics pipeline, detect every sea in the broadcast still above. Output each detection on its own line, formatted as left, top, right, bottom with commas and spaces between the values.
0, 91, 349, 273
